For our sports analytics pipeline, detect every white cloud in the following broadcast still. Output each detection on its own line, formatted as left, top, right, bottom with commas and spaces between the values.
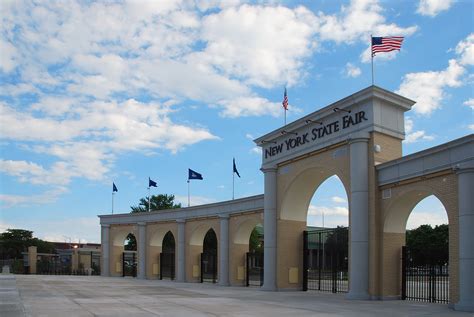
308, 205, 348, 217
403, 117, 435, 144
397, 59, 465, 115
217, 96, 282, 118
469, 124, 474, 131
251, 147, 262, 155
455, 33, 474, 66
406, 211, 448, 229
174, 195, 216, 207
0, 187, 68, 208
397, 34, 473, 115
0, 38, 18, 73
464, 99, 474, 110
331, 196, 347, 204
345, 62, 361, 78
417, 0, 454, 17
196, 4, 318, 88
316, 0, 417, 44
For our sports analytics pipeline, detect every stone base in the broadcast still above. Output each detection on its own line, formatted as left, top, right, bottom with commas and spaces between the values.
454, 302, 474, 313
346, 292, 371, 300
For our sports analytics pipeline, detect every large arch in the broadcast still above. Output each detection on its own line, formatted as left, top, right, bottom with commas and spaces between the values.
185, 219, 220, 282
275, 147, 350, 290
146, 223, 178, 279
229, 214, 263, 286
280, 167, 349, 222
381, 180, 458, 302
109, 225, 138, 277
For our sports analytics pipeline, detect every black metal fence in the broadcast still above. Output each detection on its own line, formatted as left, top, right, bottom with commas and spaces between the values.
303, 228, 348, 293
160, 252, 175, 280
246, 252, 263, 287
122, 252, 137, 277
200, 253, 217, 283
0, 259, 27, 274
402, 246, 449, 303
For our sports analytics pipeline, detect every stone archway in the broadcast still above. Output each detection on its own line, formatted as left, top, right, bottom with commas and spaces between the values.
381, 179, 458, 302
109, 225, 137, 277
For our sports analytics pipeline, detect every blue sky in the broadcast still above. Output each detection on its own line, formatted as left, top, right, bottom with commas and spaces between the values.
0, 0, 472, 243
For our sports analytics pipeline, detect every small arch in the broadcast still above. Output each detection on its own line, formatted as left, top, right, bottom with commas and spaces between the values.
189, 224, 215, 246
149, 228, 170, 247
203, 229, 218, 254
162, 231, 176, 253
384, 188, 450, 233
112, 229, 135, 246
124, 233, 137, 251
234, 219, 262, 244
281, 167, 349, 222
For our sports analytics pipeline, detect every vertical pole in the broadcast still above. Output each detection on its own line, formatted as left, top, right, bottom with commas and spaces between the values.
187, 180, 190, 207
303, 231, 308, 291
112, 192, 114, 214
232, 171, 235, 200
371, 34, 374, 85
401, 246, 407, 300
284, 109, 287, 125
148, 187, 151, 212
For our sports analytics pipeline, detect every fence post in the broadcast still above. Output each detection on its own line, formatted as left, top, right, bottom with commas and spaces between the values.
246, 253, 250, 287
159, 253, 163, 280
200, 253, 203, 283
401, 246, 406, 300
303, 231, 308, 291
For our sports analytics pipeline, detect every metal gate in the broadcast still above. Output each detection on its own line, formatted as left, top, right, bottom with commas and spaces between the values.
246, 252, 263, 287
303, 228, 348, 292
122, 251, 137, 277
402, 246, 449, 303
200, 253, 217, 283
160, 252, 175, 280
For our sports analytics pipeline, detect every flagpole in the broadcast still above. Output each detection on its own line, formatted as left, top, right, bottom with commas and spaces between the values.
371, 34, 374, 85
284, 108, 287, 125
232, 170, 235, 200
112, 192, 114, 214
148, 187, 151, 212
187, 180, 190, 207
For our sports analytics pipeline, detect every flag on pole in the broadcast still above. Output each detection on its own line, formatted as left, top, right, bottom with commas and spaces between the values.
233, 158, 240, 178
282, 87, 288, 110
371, 36, 404, 56
113, 183, 118, 192
148, 177, 157, 188
188, 169, 203, 180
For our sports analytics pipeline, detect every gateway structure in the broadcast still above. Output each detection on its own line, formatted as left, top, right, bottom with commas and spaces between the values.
99, 86, 473, 312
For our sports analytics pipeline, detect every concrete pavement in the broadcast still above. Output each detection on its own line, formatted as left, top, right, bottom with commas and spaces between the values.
0, 275, 471, 316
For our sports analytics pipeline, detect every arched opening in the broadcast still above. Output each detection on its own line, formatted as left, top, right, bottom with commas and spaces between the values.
229, 216, 262, 286
247, 224, 264, 286
403, 195, 449, 303
202, 228, 218, 283
160, 231, 176, 280
304, 175, 349, 293
123, 233, 137, 277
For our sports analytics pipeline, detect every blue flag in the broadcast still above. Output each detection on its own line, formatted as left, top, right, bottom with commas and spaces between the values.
148, 177, 157, 188
188, 169, 203, 180
113, 182, 118, 192
233, 158, 240, 178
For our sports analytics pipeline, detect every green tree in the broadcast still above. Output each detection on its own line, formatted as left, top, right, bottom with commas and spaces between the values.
124, 233, 137, 251
130, 194, 181, 213
249, 226, 263, 253
0, 229, 55, 259
406, 224, 448, 265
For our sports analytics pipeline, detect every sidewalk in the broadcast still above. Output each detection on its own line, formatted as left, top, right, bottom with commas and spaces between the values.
1, 275, 470, 316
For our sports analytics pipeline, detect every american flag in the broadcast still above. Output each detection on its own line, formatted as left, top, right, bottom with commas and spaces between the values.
282, 88, 288, 110
372, 36, 404, 57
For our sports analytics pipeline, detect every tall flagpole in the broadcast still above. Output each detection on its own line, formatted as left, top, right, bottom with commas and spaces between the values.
232, 169, 235, 200
148, 187, 151, 212
187, 180, 190, 207
112, 192, 115, 214
371, 34, 374, 85
284, 108, 287, 125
